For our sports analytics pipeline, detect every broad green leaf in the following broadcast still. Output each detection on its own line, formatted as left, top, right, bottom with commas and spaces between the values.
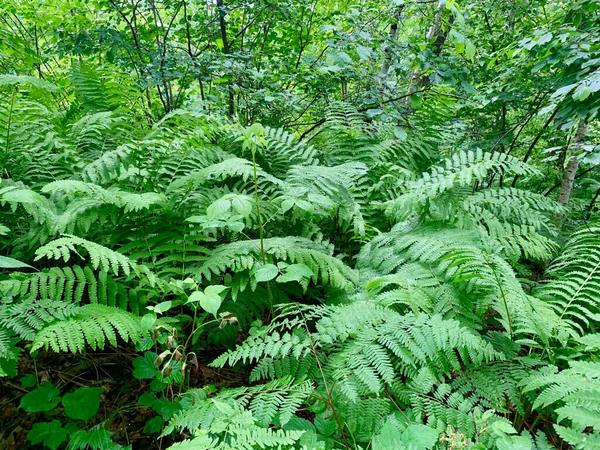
69, 427, 115, 450
200, 290, 224, 317
496, 435, 534, 450
465, 40, 476, 59
410, 94, 422, 110
372, 420, 403, 450
27, 420, 67, 450
143, 416, 164, 434
281, 199, 295, 212
141, 313, 157, 331
277, 264, 314, 283
133, 352, 159, 379
574, 86, 592, 102
394, 127, 408, 140
255, 263, 279, 282
20, 382, 61, 412
138, 392, 157, 408
552, 83, 577, 99
0, 255, 34, 269
400, 424, 439, 449
153, 396, 182, 420
207, 198, 231, 218
20, 374, 37, 388
147, 301, 172, 315
189, 286, 226, 317
185, 215, 205, 223
187, 290, 207, 305
357, 45, 372, 61
231, 195, 253, 216
226, 220, 245, 233
314, 413, 337, 437
62, 387, 104, 421
491, 420, 518, 435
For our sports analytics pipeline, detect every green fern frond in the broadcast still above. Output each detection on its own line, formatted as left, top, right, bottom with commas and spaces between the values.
42, 180, 166, 213
535, 223, 600, 337
34, 235, 156, 284
0, 298, 80, 341
10, 266, 146, 313
31, 304, 142, 353
165, 400, 304, 450
259, 126, 319, 177
167, 158, 283, 195
196, 237, 357, 289
522, 361, 600, 448
385, 149, 539, 221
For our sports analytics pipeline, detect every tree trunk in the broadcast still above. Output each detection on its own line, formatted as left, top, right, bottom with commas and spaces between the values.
216, 0, 234, 118
558, 156, 580, 207
558, 121, 588, 207
380, 6, 404, 77
554, 121, 588, 225
406, 1, 452, 106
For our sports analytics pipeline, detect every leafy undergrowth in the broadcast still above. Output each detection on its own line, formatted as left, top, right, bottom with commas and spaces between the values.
0, 347, 246, 449
2, 5, 600, 445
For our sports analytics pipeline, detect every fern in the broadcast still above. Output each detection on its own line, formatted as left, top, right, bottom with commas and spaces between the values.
31, 304, 143, 353
0, 298, 80, 341
9, 266, 146, 313
34, 235, 156, 283
165, 400, 304, 450
522, 361, 600, 448
384, 149, 540, 222
196, 237, 357, 290
42, 180, 166, 213
535, 223, 600, 339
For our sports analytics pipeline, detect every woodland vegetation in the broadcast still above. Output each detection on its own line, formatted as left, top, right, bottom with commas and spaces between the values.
1, 0, 600, 449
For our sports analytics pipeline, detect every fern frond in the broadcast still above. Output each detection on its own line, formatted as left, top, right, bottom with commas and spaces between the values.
42, 180, 166, 213
0, 298, 80, 341
385, 149, 539, 221
535, 223, 600, 337
34, 235, 156, 284
31, 304, 142, 353
196, 237, 357, 289
10, 266, 146, 312
165, 400, 304, 450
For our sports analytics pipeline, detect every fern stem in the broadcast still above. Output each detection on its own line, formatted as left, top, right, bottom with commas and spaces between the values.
2, 89, 15, 177
490, 259, 514, 339
251, 148, 266, 263
299, 310, 351, 450
251, 144, 274, 317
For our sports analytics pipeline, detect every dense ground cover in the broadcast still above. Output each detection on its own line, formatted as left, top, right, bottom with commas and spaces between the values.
1, 1, 600, 449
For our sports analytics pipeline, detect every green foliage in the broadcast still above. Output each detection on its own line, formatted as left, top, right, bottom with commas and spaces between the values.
166, 401, 305, 450
535, 223, 600, 339
62, 387, 104, 422
31, 305, 143, 353
2, 1, 600, 448
20, 382, 61, 412
27, 420, 68, 450
522, 362, 600, 448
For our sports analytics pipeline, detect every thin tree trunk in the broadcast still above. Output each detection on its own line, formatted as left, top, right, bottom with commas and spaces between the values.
558, 156, 580, 206
554, 121, 588, 225
216, 0, 234, 118
406, 1, 452, 106
380, 6, 404, 77
558, 121, 588, 207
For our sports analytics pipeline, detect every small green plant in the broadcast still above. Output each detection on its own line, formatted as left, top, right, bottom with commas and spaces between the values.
20, 383, 127, 450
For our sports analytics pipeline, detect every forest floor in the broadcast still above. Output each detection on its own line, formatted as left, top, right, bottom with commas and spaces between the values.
0, 348, 244, 449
